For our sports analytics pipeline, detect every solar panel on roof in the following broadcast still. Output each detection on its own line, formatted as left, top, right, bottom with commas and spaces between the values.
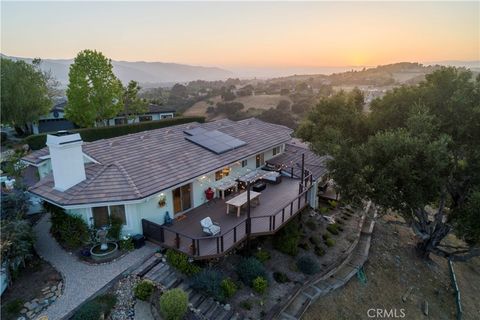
185, 129, 247, 154
184, 127, 208, 136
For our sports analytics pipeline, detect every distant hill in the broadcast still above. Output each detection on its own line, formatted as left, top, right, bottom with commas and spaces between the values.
0, 54, 233, 86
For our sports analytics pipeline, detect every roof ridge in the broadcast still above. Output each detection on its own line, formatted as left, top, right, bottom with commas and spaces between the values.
113, 162, 142, 198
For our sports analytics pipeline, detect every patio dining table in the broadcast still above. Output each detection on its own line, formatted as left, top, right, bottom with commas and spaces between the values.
225, 191, 261, 217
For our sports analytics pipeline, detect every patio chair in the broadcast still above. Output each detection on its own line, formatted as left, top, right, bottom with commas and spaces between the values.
200, 217, 221, 236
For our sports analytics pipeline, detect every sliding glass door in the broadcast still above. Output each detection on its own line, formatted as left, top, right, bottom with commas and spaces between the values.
173, 183, 192, 215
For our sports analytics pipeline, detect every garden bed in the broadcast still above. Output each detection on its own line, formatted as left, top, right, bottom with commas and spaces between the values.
1, 253, 63, 320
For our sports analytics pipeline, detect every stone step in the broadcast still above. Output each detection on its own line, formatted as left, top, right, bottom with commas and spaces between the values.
220, 309, 235, 320
165, 275, 181, 289
150, 265, 171, 283
191, 293, 206, 309
143, 262, 167, 280
283, 293, 310, 319
209, 305, 226, 320
156, 270, 175, 286
201, 299, 218, 317
280, 311, 298, 320
197, 297, 215, 314
135, 256, 160, 277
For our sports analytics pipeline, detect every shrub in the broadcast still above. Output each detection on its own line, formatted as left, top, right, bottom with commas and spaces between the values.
24, 116, 205, 150
236, 257, 266, 286
325, 238, 335, 247
297, 255, 320, 275
119, 238, 134, 251
134, 280, 155, 301
273, 272, 290, 284
240, 300, 252, 310
314, 246, 326, 256
159, 288, 188, 320
166, 249, 201, 276
327, 223, 340, 235
254, 249, 271, 263
322, 234, 330, 240
190, 268, 224, 301
109, 215, 123, 240
328, 200, 338, 209
220, 278, 238, 299
309, 236, 321, 246
1, 219, 35, 273
274, 219, 301, 256
72, 294, 117, 320
252, 276, 268, 294
319, 207, 329, 214
299, 242, 309, 250
5, 298, 24, 315
49, 206, 89, 249
72, 301, 102, 320
306, 219, 317, 230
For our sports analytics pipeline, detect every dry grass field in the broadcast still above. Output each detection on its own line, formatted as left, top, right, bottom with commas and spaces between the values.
184, 94, 291, 119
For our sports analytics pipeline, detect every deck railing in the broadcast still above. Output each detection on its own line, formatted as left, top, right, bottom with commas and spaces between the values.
142, 169, 314, 259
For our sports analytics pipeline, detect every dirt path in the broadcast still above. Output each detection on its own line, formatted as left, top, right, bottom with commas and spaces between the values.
303, 214, 480, 320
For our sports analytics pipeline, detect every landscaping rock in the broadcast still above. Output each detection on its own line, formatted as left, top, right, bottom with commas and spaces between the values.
16, 317, 26, 320
24, 301, 39, 311
224, 304, 231, 311
26, 311, 34, 318
20, 308, 27, 314
44, 292, 54, 299
51, 285, 57, 291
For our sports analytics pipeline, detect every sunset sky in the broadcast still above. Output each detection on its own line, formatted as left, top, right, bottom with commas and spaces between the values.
1, 1, 479, 68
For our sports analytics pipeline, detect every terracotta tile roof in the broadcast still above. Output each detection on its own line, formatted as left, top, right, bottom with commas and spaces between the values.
26, 118, 293, 206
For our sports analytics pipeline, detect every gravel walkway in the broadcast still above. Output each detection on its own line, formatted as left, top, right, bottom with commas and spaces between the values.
34, 214, 157, 320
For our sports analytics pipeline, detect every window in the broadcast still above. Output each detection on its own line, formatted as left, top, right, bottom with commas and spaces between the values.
256, 153, 264, 168
114, 117, 128, 125
215, 167, 231, 181
241, 160, 248, 167
161, 114, 173, 119
92, 205, 126, 228
139, 115, 153, 122
273, 146, 281, 156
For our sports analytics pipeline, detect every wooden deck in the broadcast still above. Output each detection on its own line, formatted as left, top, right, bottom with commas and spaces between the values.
142, 176, 313, 259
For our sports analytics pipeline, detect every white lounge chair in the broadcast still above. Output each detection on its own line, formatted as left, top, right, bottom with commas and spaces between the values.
200, 217, 221, 236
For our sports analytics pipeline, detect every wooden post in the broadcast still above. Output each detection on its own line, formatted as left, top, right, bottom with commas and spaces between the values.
247, 181, 251, 235
300, 153, 305, 193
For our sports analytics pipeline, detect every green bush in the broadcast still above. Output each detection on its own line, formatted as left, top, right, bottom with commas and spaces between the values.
299, 242, 310, 250
72, 294, 116, 320
50, 208, 89, 249
314, 246, 326, 256
220, 278, 238, 299
5, 298, 24, 315
109, 215, 123, 240
254, 249, 271, 263
72, 301, 102, 320
306, 219, 317, 230
236, 257, 267, 286
134, 280, 155, 301
274, 219, 301, 256
240, 300, 252, 310
319, 207, 329, 214
322, 234, 330, 240
119, 238, 134, 251
273, 271, 290, 283
328, 200, 338, 209
296, 255, 320, 275
24, 116, 205, 150
309, 236, 321, 246
159, 288, 188, 320
166, 249, 201, 276
190, 268, 224, 301
327, 223, 340, 235
325, 238, 335, 247
252, 276, 268, 294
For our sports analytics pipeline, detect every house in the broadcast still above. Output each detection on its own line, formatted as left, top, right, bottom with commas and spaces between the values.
32, 100, 175, 134
22, 118, 329, 259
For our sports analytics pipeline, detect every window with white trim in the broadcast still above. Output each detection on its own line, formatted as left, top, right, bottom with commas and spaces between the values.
92, 205, 126, 228
241, 160, 248, 167
273, 146, 281, 156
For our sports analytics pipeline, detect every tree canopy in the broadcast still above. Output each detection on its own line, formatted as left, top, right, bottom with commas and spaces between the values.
1, 58, 52, 135
298, 67, 480, 261
65, 49, 123, 127
122, 80, 148, 121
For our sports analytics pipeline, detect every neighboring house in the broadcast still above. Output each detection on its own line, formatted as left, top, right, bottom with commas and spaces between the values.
32, 101, 175, 134
22, 118, 328, 259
